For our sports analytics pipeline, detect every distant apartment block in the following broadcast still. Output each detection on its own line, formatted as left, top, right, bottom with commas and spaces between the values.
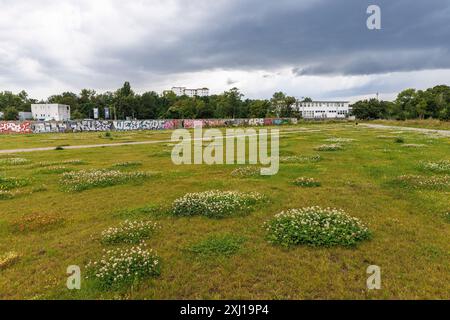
296, 101, 351, 119
171, 87, 209, 97
31, 104, 71, 121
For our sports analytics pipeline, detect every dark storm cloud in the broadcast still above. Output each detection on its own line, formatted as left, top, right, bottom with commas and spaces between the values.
105, 0, 450, 76
1, 0, 450, 99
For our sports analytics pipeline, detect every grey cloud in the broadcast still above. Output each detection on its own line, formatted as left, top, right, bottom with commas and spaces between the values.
1, 0, 450, 98
110, 0, 450, 76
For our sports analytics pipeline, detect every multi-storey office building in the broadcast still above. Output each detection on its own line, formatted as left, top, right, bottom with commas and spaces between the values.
296, 101, 351, 119
171, 87, 209, 97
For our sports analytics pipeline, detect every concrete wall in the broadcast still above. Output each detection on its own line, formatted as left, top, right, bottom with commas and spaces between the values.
0, 118, 298, 134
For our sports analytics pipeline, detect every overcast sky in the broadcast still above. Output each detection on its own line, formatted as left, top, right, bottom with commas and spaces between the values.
0, 0, 449, 102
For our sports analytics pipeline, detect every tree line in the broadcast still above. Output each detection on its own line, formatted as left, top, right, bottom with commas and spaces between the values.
351, 85, 450, 121
1, 82, 449, 121
0, 82, 300, 120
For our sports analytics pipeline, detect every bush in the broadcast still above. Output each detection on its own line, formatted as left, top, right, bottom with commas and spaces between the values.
172, 190, 264, 218
188, 234, 245, 258
293, 177, 321, 187
60, 169, 153, 192
85, 243, 160, 289
265, 207, 371, 247
314, 144, 343, 151
101, 220, 159, 244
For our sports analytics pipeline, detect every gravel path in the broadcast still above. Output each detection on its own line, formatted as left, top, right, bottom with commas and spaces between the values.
360, 123, 450, 137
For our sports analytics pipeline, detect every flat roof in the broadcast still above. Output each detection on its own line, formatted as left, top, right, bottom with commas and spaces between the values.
298, 101, 350, 103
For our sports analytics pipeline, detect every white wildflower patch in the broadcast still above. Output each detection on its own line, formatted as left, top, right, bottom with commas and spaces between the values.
60, 169, 153, 192
172, 190, 264, 218
0, 158, 30, 166
37, 166, 74, 174
280, 155, 321, 164
30, 159, 86, 168
325, 138, 356, 143
265, 207, 371, 247
293, 177, 321, 187
314, 144, 343, 151
0, 190, 14, 200
396, 174, 450, 189
85, 243, 160, 289
101, 220, 159, 244
112, 161, 142, 168
231, 166, 260, 178
402, 144, 426, 148
420, 160, 450, 173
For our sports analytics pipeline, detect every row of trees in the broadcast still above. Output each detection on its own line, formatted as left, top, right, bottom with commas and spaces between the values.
1, 82, 449, 121
351, 85, 450, 120
0, 82, 300, 120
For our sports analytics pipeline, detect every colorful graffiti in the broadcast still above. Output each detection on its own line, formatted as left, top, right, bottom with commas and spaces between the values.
0, 121, 33, 134
113, 120, 181, 131
0, 118, 298, 134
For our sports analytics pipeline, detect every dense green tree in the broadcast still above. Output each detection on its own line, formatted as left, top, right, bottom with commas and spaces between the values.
351, 99, 390, 120
3, 106, 19, 120
3, 81, 447, 122
351, 85, 450, 121
248, 99, 273, 118
271, 92, 298, 117
0, 90, 32, 112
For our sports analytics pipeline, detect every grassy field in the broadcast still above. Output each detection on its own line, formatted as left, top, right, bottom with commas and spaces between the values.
0, 123, 449, 299
0, 130, 172, 150
368, 119, 450, 130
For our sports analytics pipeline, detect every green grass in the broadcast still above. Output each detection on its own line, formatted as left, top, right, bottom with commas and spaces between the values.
0, 123, 449, 299
187, 234, 246, 258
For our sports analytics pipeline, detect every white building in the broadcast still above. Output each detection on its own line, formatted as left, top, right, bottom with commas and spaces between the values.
31, 104, 71, 121
296, 101, 351, 119
171, 87, 209, 97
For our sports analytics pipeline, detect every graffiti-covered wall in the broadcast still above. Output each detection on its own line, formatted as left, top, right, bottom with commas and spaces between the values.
0, 121, 33, 134
0, 118, 298, 134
